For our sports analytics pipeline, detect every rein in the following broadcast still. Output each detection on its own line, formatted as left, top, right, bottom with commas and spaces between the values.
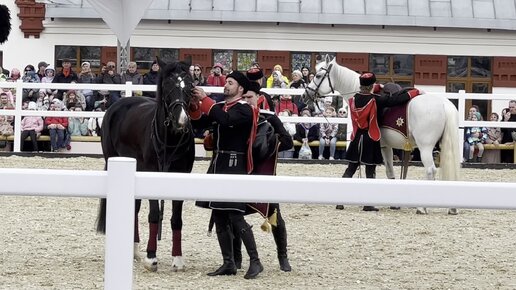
152, 74, 194, 171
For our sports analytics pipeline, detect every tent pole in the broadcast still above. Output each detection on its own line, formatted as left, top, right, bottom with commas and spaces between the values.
117, 39, 130, 73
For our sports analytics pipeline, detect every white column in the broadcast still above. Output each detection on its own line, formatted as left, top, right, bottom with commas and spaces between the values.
104, 157, 136, 290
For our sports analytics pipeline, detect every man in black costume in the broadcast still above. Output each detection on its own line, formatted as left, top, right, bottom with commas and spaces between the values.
190, 71, 264, 279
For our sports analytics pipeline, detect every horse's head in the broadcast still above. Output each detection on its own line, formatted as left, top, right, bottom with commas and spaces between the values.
156, 58, 194, 131
303, 55, 336, 106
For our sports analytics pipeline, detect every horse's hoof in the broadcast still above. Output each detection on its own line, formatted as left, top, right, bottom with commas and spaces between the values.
172, 256, 185, 272
448, 208, 458, 215
133, 243, 141, 262
143, 257, 158, 272
416, 207, 427, 215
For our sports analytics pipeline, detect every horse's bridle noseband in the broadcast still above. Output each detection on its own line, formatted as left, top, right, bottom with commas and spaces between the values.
305, 63, 335, 100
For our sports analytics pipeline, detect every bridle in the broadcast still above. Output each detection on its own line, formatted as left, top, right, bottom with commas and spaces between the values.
305, 63, 335, 100
152, 72, 194, 171
159, 74, 191, 130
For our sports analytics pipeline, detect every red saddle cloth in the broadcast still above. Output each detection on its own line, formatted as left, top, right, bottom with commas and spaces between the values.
381, 103, 409, 138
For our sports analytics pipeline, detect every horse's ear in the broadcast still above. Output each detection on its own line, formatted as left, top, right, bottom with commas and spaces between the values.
156, 57, 167, 70
324, 54, 331, 64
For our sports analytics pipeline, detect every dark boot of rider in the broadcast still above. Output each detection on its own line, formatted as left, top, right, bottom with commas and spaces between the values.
338, 162, 359, 210
363, 165, 379, 212
207, 220, 237, 276
234, 218, 263, 279
272, 210, 291, 272
232, 229, 242, 270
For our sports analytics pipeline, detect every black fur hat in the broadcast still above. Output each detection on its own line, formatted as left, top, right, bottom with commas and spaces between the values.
359, 72, 376, 86
227, 71, 250, 94
248, 81, 261, 94
0, 5, 11, 44
246, 68, 264, 81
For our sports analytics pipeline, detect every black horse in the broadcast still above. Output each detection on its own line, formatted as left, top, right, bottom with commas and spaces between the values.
96, 59, 195, 272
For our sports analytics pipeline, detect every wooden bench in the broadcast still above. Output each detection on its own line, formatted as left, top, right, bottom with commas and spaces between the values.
1, 135, 101, 142
0, 135, 101, 154
482, 143, 516, 162
292, 140, 347, 148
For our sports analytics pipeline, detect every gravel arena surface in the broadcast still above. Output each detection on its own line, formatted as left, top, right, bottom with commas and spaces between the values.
1, 156, 516, 290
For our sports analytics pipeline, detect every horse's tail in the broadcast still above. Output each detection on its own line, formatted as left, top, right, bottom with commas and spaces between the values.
440, 99, 461, 181
96, 198, 107, 234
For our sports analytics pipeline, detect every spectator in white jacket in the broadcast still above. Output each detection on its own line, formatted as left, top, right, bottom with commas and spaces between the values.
277, 109, 296, 158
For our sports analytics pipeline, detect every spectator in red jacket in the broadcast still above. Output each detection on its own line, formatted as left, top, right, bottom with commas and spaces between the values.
206, 63, 226, 102
45, 100, 68, 152
275, 94, 298, 115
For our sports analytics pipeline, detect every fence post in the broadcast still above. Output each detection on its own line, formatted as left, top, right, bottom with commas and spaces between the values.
13, 80, 23, 152
105, 157, 136, 290
457, 90, 466, 161
125, 81, 133, 97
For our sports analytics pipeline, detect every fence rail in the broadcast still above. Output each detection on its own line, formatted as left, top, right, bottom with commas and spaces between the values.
2, 81, 516, 155
1, 157, 516, 289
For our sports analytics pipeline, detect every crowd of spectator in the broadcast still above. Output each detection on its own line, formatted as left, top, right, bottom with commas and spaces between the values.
2, 59, 515, 163
462, 102, 516, 164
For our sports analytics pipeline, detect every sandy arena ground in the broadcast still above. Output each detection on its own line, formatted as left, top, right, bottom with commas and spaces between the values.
0, 156, 516, 290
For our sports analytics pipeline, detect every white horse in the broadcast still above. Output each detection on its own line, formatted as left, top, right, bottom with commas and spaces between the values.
304, 56, 460, 215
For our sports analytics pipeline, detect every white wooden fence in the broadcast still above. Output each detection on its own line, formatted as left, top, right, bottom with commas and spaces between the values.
1, 157, 516, 289
2, 80, 516, 155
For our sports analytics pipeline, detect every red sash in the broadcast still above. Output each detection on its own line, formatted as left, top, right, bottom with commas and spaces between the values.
349, 97, 381, 141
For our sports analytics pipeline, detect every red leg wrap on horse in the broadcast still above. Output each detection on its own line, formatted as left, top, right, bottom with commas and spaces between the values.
172, 230, 182, 256
134, 215, 140, 243
147, 223, 158, 252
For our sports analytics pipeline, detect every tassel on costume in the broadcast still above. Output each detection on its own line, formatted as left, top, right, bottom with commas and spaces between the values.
260, 208, 278, 233
403, 140, 413, 151
261, 219, 272, 233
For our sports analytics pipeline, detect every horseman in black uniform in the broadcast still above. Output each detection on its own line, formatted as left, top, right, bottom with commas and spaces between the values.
233, 81, 293, 272
342, 72, 420, 211
247, 67, 275, 111
190, 71, 263, 279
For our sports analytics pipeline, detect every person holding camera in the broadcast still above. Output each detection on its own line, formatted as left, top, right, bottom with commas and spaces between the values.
206, 63, 226, 102
96, 61, 122, 108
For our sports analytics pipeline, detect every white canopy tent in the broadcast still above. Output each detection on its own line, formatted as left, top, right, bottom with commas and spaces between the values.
85, 0, 154, 71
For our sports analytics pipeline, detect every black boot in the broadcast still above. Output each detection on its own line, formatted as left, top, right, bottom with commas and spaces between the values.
207, 225, 237, 276
336, 205, 344, 210
238, 223, 263, 279
363, 166, 379, 212
233, 229, 242, 270
363, 206, 379, 212
272, 213, 291, 272
476, 156, 482, 162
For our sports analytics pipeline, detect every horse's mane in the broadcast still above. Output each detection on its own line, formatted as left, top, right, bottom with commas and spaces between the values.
325, 59, 361, 100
